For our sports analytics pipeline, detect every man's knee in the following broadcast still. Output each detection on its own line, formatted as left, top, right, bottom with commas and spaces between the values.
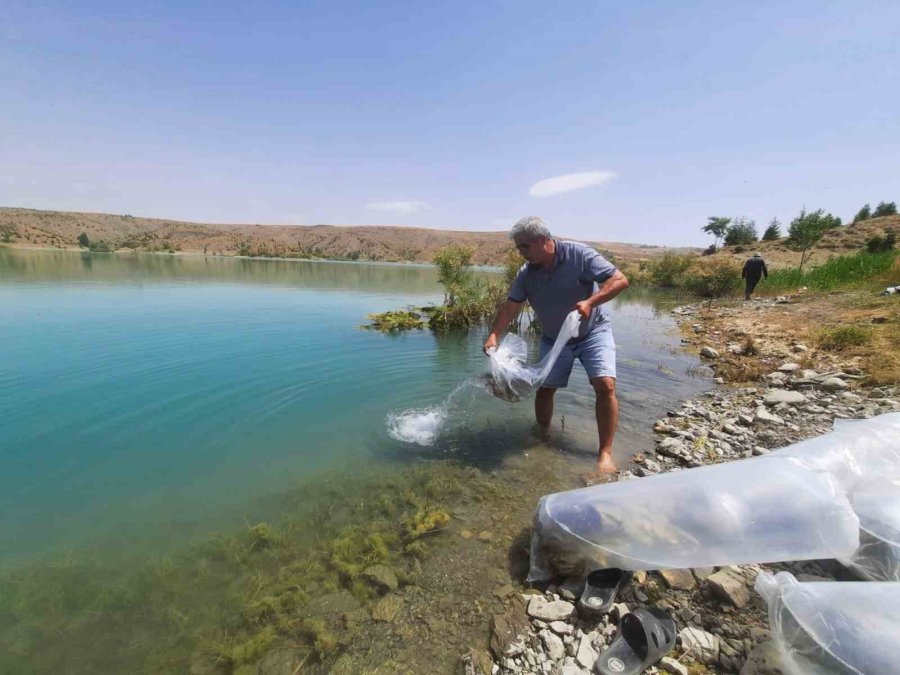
536, 386, 557, 400
590, 377, 616, 398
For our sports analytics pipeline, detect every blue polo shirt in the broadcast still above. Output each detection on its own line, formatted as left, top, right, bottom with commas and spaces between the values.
508, 240, 617, 340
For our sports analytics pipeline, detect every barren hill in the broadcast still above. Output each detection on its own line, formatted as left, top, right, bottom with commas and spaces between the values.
708, 215, 900, 269
0, 207, 695, 264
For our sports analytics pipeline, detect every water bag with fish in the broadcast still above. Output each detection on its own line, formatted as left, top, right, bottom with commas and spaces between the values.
527, 454, 859, 582
755, 571, 900, 675
486, 310, 581, 402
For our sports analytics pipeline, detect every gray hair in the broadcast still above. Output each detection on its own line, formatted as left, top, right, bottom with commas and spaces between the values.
510, 216, 551, 241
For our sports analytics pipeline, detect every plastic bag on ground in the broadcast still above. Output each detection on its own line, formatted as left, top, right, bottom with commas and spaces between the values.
486, 311, 581, 401
842, 477, 900, 581
772, 412, 900, 492
769, 413, 900, 580
755, 571, 900, 674
527, 455, 859, 582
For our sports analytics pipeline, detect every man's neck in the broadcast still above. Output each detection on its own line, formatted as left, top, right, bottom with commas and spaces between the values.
539, 239, 557, 269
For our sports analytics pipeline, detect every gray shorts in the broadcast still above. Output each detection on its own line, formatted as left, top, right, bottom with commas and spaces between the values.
539, 324, 616, 389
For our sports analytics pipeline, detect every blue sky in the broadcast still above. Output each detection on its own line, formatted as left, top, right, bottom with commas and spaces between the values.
2, 1, 898, 246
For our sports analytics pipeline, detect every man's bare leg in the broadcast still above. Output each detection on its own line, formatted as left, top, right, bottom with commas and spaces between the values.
591, 376, 618, 473
535, 386, 556, 437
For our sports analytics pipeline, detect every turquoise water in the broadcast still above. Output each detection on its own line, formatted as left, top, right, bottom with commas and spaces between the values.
0, 249, 707, 564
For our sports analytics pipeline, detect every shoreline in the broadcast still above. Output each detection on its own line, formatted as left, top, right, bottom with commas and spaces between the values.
471, 290, 899, 675
1, 242, 509, 271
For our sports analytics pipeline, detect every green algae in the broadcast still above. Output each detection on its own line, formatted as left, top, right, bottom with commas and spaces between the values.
0, 461, 497, 674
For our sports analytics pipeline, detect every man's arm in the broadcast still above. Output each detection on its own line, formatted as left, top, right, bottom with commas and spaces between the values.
483, 299, 524, 353
762, 261, 769, 278
575, 270, 629, 319
742, 261, 748, 278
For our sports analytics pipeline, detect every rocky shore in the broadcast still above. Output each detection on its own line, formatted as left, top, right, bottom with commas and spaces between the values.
465, 294, 900, 675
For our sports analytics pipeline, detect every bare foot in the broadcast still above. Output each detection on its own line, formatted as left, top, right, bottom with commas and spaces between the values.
597, 454, 617, 474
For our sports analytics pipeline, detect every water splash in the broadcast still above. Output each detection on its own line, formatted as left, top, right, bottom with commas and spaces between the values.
386, 379, 483, 446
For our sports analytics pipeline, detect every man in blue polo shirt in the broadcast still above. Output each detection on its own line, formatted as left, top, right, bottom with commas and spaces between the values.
483, 217, 629, 474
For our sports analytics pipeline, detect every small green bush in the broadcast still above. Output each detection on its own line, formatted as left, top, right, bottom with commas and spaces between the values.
818, 325, 871, 351
682, 258, 741, 299
647, 251, 694, 287
866, 230, 896, 254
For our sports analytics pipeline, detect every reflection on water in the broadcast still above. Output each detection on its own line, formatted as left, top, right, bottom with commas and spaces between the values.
0, 248, 709, 673
0, 248, 445, 294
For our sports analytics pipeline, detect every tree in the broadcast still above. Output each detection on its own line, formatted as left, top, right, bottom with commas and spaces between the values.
873, 201, 898, 218
433, 245, 475, 306
702, 217, 730, 250
77, 232, 91, 248
787, 209, 839, 271
854, 204, 871, 223
762, 218, 781, 241
724, 217, 758, 246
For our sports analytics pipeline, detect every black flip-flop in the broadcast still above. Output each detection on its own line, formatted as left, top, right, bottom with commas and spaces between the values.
578, 568, 632, 617
594, 607, 676, 675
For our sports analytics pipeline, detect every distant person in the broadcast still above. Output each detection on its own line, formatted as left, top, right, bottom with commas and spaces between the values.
742, 252, 768, 300
483, 217, 630, 474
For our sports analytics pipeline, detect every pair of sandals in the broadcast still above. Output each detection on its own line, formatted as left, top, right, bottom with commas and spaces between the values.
577, 569, 676, 675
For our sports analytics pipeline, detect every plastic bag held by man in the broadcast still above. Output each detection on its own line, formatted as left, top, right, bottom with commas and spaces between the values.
755, 571, 900, 674
486, 310, 581, 402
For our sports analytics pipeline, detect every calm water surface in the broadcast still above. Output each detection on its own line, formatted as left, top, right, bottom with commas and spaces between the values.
0, 249, 708, 564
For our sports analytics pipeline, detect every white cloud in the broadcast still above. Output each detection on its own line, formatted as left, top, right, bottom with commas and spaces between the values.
365, 200, 431, 214
529, 171, 616, 198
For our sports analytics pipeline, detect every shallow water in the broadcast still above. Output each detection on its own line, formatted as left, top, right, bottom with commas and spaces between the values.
0, 248, 707, 565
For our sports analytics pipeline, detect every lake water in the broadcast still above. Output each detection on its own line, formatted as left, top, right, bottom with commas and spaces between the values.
0, 249, 708, 565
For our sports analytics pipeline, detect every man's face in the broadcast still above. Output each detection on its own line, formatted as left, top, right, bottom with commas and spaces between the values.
514, 235, 547, 264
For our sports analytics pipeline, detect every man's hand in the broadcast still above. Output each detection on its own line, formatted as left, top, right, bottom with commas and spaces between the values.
574, 300, 593, 319
483, 333, 498, 355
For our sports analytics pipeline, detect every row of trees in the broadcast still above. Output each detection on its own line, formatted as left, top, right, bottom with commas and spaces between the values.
703, 200, 897, 253
854, 201, 897, 222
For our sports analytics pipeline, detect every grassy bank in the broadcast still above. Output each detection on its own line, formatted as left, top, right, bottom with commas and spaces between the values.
762, 249, 898, 292
622, 249, 898, 298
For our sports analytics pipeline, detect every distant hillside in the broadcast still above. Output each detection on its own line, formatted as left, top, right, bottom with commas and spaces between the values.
0, 207, 696, 265
708, 215, 900, 269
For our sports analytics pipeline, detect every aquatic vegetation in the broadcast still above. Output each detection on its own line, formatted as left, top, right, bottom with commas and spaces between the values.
0, 461, 485, 674
247, 522, 281, 551
363, 309, 426, 331
404, 505, 451, 538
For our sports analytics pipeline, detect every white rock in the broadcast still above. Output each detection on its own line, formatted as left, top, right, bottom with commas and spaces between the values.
574, 636, 598, 669
558, 665, 586, 675
549, 621, 574, 636
700, 346, 720, 359
764, 389, 807, 406
659, 656, 689, 675
821, 377, 849, 391
754, 406, 784, 425
528, 596, 575, 622
778, 362, 801, 372
679, 626, 721, 663
540, 629, 566, 661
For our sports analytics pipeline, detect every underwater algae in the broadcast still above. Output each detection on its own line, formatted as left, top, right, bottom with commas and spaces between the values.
0, 461, 497, 675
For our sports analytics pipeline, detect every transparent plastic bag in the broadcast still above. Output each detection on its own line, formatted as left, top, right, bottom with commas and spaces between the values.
769, 413, 900, 581
842, 477, 900, 581
755, 571, 900, 675
772, 413, 900, 492
527, 456, 859, 582
486, 311, 581, 402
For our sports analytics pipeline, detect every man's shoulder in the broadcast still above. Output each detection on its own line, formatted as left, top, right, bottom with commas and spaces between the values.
558, 239, 599, 260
